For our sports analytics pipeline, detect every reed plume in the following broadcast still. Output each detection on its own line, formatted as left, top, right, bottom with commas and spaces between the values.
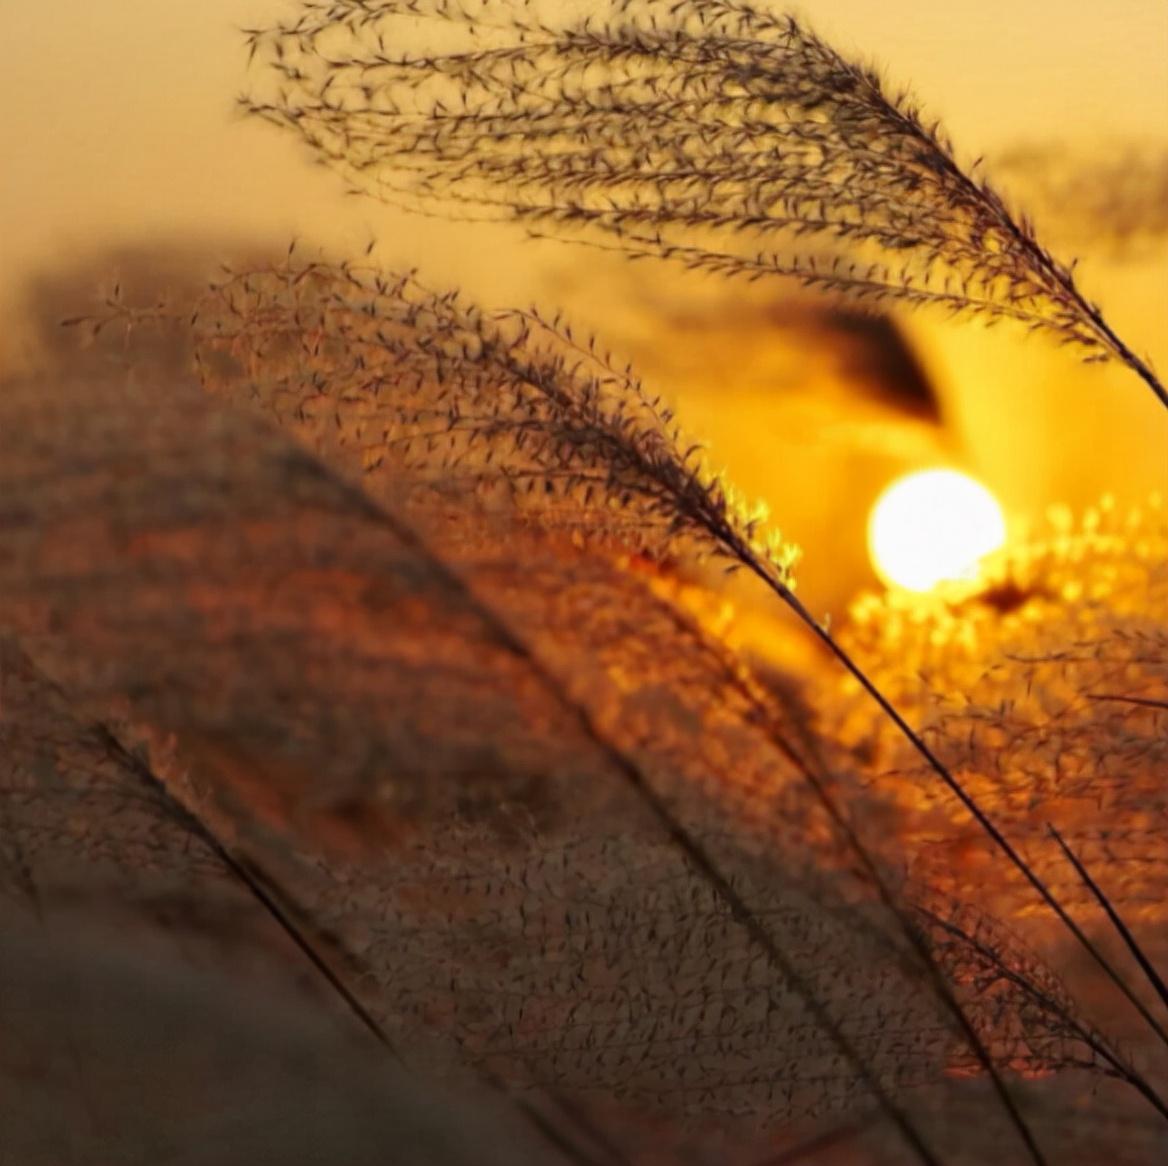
26, 319, 960, 1162
828, 501, 1168, 1098
65, 254, 1119, 1156
6, 0, 1167, 1156
241, 0, 1167, 409
82, 251, 1168, 1128
833, 498, 1168, 929
136, 254, 799, 584
0, 539, 623, 1166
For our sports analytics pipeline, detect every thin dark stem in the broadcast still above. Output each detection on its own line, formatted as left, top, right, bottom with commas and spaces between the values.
752, 1113, 877, 1166
818, 26, 1168, 415
786, 767, 1045, 1162
1087, 693, 1168, 711
547, 1092, 633, 1166
514, 1098, 612, 1166
921, 907, 1168, 1123
361, 505, 947, 1166
1084, 306, 1168, 411
197, 453, 944, 1164
744, 564, 1168, 1059
93, 718, 602, 1165
1129, 359, 1168, 411
89, 725, 397, 1056
705, 638, 1047, 1163
1048, 824, 1168, 1014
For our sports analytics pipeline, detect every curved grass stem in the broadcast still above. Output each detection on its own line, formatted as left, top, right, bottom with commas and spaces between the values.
755, 569, 1168, 1068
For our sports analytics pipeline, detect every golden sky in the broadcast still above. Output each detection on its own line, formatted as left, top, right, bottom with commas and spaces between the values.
3, 0, 1165, 305
3, 1, 1165, 607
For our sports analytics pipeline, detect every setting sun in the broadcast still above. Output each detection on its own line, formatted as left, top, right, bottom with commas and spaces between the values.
868, 468, 1007, 592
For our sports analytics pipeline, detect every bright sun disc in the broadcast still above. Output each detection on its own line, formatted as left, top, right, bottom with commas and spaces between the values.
868, 468, 1006, 592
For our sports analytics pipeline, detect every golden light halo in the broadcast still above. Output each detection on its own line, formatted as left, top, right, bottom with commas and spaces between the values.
868, 468, 1007, 592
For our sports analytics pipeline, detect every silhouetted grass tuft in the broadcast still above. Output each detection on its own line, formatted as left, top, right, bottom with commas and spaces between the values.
241, 0, 1166, 407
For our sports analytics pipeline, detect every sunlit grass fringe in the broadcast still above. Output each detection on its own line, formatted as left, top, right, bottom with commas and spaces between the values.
198, 260, 1168, 1126
235, 0, 1168, 1079
77, 254, 1168, 1149
69, 267, 956, 1166
240, 0, 1166, 409
143, 253, 799, 585
832, 502, 1168, 1080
